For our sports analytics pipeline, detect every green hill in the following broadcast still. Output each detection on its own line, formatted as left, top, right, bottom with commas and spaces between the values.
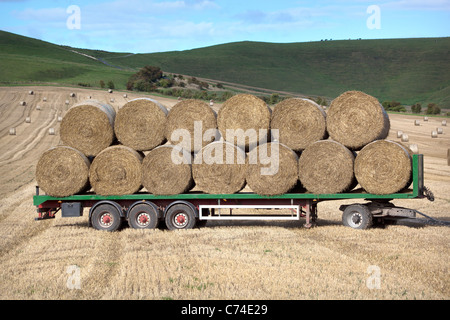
0, 30, 133, 89
1, 30, 449, 108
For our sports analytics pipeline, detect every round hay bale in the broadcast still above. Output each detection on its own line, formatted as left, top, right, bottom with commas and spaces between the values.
424, 116, 428, 121
193, 141, 246, 194
36, 105, 41, 111
110, 98, 115, 103
442, 120, 447, 126
431, 131, 438, 138
409, 144, 419, 154
165, 99, 218, 153
354, 140, 412, 195
60, 100, 116, 157
70, 93, 75, 97
437, 128, 444, 134
19, 101, 26, 106
298, 140, 355, 194
397, 130, 403, 138
327, 91, 390, 150
29, 90, 34, 95
89, 145, 143, 195
246, 142, 298, 196
65, 100, 70, 105
108, 89, 113, 93
48, 128, 55, 135
25, 117, 31, 123
414, 120, 420, 126
57, 116, 63, 122
36, 146, 90, 197
123, 94, 128, 98
401, 134, 409, 142
217, 94, 271, 150
142, 145, 194, 195
271, 98, 327, 151
114, 98, 168, 151
9, 128, 16, 135
43, 97, 47, 102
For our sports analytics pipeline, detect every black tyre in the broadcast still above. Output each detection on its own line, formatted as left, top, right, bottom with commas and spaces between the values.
128, 203, 159, 229
342, 204, 373, 230
91, 203, 122, 232
165, 204, 196, 230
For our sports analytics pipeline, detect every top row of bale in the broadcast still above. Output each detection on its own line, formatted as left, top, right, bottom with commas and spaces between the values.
59, 90, 390, 157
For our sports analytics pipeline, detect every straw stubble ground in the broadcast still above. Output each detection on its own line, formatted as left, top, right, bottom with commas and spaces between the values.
0, 86, 449, 300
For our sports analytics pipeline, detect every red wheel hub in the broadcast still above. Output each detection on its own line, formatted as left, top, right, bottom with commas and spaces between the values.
139, 215, 148, 224
176, 215, 186, 224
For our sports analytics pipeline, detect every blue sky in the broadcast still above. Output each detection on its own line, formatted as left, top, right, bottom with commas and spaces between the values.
1, 0, 449, 53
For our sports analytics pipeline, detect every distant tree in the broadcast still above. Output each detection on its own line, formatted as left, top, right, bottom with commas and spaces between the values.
99, 80, 105, 88
269, 93, 281, 105
127, 65, 163, 92
411, 103, 422, 114
107, 80, 115, 90
216, 83, 224, 89
426, 103, 441, 115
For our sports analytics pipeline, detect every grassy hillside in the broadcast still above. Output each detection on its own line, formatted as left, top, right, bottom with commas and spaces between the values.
0, 30, 133, 89
97, 38, 450, 107
1, 30, 449, 107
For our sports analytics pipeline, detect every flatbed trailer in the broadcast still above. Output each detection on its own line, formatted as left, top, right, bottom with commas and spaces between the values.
33, 154, 433, 231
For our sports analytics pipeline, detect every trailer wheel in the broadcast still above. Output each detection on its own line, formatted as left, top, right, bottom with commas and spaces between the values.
165, 204, 196, 230
128, 204, 159, 229
91, 204, 122, 232
342, 204, 373, 230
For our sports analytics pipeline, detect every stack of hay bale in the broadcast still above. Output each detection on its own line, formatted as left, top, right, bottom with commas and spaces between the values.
35, 91, 412, 198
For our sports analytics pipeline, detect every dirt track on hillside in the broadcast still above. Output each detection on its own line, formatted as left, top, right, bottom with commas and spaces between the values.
0, 86, 448, 300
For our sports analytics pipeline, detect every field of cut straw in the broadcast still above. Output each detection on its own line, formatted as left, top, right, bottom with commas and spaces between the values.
0, 86, 448, 300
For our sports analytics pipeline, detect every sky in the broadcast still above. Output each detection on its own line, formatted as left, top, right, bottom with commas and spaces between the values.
0, 0, 449, 53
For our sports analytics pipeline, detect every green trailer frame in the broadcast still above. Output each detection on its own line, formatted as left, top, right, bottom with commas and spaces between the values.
33, 154, 428, 231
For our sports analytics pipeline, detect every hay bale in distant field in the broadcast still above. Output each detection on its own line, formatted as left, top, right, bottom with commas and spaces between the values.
166, 99, 218, 153
36, 146, 90, 197
409, 144, 419, 154
9, 128, 16, 135
354, 140, 412, 195
217, 94, 271, 150
89, 145, 143, 195
414, 120, 420, 126
397, 131, 403, 138
36, 105, 41, 111
327, 91, 390, 150
25, 117, 31, 123
424, 116, 428, 121
246, 142, 298, 196
114, 98, 168, 151
431, 131, 438, 138
123, 94, 128, 98
48, 128, 55, 135
298, 140, 356, 194
60, 100, 116, 157
57, 116, 63, 122
437, 128, 443, 134
19, 101, 26, 106
443, 120, 447, 126
142, 145, 194, 195
70, 93, 75, 97
43, 97, 47, 102
271, 98, 327, 151
29, 90, 34, 95
65, 100, 70, 105
401, 134, 409, 142
193, 141, 246, 194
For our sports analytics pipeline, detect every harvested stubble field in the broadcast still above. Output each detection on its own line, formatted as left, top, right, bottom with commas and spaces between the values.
0, 86, 449, 300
